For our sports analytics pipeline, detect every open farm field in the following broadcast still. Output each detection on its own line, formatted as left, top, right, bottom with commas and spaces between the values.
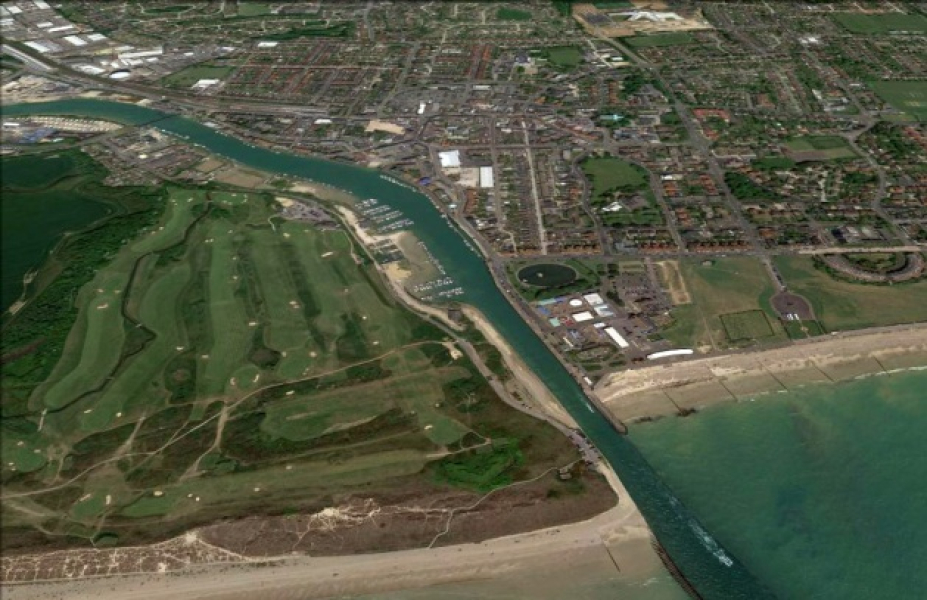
775, 256, 927, 331
833, 12, 927, 34
868, 81, 927, 121
1, 183, 589, 556
661, 257, 785, 350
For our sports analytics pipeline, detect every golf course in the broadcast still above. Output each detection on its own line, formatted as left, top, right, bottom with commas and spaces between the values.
1, 155, 592, 553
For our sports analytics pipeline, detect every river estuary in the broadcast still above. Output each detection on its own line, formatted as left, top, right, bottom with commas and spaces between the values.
4, 98, 775, 599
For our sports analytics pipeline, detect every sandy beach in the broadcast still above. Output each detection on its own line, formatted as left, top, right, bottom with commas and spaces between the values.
3, 458, 675, 600
461, 306, 579, 430
597, 324, 927, 424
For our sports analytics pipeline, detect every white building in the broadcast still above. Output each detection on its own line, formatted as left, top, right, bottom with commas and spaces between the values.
479, 166, 494, 189
439, 150, 461, 169
604, 327, 630, 349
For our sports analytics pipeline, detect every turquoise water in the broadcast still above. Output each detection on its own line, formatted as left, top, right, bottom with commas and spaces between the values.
2, 99, 774, 598
632, 370, 927, 599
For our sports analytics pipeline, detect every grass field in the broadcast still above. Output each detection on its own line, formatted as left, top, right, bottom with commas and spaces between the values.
752, 156, 796, 171
783, 319, 825, 340
625, 33, 695, 47
161, 65, 234, 88
661, 257, 785, 350
580, 156, 649, 205
141, 4, 192, 14
2, 184, 584, 552
720, 310, 775, 342
867, 80, 927, 121
775, 256, 927, 331
784, 136, 857, 160
543, 46, 584, 69
497, 7, 532, 21
237, 2, 270, 16
833, 12, 927, 34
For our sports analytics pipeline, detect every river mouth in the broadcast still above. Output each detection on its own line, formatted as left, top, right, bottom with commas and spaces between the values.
3, 98, 775, 599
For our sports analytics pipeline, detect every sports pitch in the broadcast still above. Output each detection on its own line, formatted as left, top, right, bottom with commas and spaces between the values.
784, 136, 857, 160
661, 257, 786, 350
867, 81, 927, 121
833, 12, 927, 34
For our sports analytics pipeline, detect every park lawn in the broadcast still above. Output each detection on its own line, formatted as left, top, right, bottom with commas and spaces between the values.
720, 310, 775, 342
867, 80, 927, 121
260, 22, 354, 41
618, 260, 647, 274
142, 4, 192, 15
783, 319, 824, 340
161, 65, 234, 88
543, 46, 584, 69
775, 256, 927, 331
625, 32, 694, 47
237, 2, 270, 16
784, 136, 857, 159
580, 156, 648, 204
662, 257, 785, 350
497, 7, 532, 21
833, 12, 927, 34
752, 156, 796, 171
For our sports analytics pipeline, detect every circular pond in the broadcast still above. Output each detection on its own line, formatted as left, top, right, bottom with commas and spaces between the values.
517, 263, 578, 288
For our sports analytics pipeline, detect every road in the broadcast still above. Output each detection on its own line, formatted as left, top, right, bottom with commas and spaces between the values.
521, 122, 549, 255
1, 43, 55, 72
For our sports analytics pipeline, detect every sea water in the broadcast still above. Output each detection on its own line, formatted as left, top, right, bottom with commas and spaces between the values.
631, 370, 927, 599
